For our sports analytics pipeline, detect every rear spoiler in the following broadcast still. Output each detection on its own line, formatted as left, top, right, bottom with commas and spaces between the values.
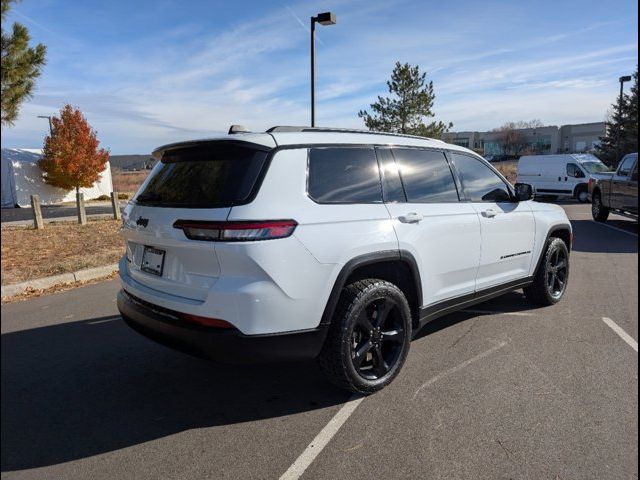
152, 139, 274, 159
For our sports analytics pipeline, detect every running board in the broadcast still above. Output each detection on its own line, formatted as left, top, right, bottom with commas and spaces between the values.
417, 277, 534, 327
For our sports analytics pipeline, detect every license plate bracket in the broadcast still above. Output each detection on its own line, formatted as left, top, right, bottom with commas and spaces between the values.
141, 246, 165, 276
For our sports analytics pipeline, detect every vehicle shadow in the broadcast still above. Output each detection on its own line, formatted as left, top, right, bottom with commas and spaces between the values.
570, 219, 638, 254
413, 291, 539, 341
1, 316, 349, 471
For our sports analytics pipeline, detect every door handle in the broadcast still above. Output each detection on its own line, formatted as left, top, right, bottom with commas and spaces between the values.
398, 212, 423, 223
482, 209, 498, 218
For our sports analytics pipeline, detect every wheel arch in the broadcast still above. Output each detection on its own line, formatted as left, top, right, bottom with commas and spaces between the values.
573, 182, 588, 198
532, 224, 572, 277
320, 250, 422, 329
591, 185, 602, 198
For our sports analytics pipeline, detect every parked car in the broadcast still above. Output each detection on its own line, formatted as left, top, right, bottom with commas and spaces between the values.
516, 154, 610, 202
117, 126, 572, 394
589, 153, 638, 222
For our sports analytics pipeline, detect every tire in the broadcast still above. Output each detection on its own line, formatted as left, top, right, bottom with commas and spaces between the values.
524, 237, 570, 306
318, 279, 412, 394
591, 190, 610, 222
575, 186, 589, 203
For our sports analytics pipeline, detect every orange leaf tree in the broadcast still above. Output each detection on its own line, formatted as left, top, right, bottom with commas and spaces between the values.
39, 104, 109, 196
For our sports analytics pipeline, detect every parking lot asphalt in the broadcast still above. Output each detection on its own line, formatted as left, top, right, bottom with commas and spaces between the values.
1, 204, 637, 480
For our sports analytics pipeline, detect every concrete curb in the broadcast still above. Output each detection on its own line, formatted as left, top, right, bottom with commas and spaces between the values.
1, 263, 119, 299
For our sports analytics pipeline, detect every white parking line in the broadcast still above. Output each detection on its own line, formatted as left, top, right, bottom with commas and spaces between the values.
281, 339, 511, 478
279, 394, 365, 480
413, 340, 509, 400
87, 318, 119, 325
461, 309, 533, 317
602, 317, 638, 352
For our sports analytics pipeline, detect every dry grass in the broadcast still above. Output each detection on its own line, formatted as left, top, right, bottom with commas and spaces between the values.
1, 219, 124, 285
112, 169, 149, 197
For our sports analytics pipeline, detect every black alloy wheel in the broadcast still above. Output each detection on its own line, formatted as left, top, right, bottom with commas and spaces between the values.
350, 297, 406, 380
524, 237, 570, 306
546, 247, 568, 300
318, 279, 412, 394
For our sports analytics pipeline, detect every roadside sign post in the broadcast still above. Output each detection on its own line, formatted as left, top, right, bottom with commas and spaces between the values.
30, 195, 44, 230
111, 191, 121, 220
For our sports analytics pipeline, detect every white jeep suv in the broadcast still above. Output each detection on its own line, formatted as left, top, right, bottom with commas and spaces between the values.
117, 126, 572, 394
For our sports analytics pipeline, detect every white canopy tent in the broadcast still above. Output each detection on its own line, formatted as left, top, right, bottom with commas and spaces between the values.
1, 148, 113, 208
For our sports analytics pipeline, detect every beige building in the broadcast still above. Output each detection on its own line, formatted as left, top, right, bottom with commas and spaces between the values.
442, 122, 605, 156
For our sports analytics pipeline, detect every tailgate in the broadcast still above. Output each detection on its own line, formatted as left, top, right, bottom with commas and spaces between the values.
122, 204, 229, 301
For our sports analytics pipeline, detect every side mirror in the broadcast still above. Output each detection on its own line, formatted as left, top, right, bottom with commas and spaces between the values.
514, 183, 534, 202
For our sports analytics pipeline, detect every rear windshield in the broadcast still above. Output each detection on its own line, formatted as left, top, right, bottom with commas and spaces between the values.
135, 143, 269, 208
581, 161, 610, 173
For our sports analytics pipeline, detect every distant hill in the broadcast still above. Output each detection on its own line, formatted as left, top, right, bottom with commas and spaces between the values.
109, 154, 156, 171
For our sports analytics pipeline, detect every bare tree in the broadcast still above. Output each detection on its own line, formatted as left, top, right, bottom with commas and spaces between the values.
512, 119, 545, 129
491, 120, 545, 156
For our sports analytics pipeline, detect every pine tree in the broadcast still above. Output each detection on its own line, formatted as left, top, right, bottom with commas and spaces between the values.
1, 0, 47, 125
596, 67, 639, 166
358, 62, 452, 137
39, 105, 109, 213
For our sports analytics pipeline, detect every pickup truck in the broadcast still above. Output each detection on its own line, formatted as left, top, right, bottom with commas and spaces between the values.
589, 153, 638, 222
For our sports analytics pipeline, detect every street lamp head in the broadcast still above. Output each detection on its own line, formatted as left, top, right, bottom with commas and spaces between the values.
619, 75, 632, 83
315, 12, 336, 26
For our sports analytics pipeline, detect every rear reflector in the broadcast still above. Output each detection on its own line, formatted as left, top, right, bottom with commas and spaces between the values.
173, 219, 297, 242
181, 313, 234, 328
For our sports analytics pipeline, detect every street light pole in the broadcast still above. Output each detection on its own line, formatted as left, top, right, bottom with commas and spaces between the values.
310, 16, 316, 128
37, 115, 53, 135
310, 12, 336, 127
617, 75, 632, 162
619, 75, 632, 109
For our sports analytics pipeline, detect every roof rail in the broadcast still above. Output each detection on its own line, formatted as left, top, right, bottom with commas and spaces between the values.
265, 126, 442, 142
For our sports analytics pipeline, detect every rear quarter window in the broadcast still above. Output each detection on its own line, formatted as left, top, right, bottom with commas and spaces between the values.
308, 147, 382, 203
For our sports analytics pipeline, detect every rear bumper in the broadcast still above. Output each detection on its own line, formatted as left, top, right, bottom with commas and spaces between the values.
117, 289, 329, 363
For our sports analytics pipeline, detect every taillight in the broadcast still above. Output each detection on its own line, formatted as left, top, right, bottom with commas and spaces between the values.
173, 219, 297, 242
181, 313, 234, 328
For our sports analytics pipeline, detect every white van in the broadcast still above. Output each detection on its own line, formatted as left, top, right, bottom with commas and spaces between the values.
516, 154, 610, 202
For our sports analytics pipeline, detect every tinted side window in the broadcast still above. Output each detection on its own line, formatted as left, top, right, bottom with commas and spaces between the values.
392, 148, 459, 203
451, 153, 512, 202
308, 147, 382, 203
618, 155, 636, 177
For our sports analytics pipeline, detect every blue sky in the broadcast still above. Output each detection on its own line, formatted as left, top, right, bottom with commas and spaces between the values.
1, 0, 637, 153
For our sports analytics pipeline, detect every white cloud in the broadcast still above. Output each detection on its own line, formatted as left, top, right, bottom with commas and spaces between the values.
1, 0, 637, 152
